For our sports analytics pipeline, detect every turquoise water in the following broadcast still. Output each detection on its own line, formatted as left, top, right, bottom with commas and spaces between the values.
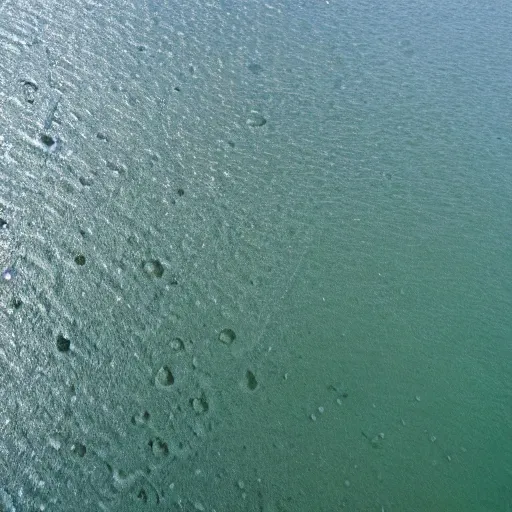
0, 0, 510, 510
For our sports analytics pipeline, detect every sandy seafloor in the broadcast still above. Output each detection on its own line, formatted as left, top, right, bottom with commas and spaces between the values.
0, 0, 510, 511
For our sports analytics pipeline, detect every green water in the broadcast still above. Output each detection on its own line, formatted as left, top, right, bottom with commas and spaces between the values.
0, 0, 510, 510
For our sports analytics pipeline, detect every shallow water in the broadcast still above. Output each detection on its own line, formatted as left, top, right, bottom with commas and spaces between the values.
0, 0, 510, 510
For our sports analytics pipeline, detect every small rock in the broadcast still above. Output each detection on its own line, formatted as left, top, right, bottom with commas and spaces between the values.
246, 112, 267, 127
143, 259, 164, 278
1, 267, 16, 280
219, 328, 236, 345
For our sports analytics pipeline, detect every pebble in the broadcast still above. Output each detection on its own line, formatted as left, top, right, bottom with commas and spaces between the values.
246, 112, 267, 127
371, 433, 385, 446
1, 267, 16, 280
